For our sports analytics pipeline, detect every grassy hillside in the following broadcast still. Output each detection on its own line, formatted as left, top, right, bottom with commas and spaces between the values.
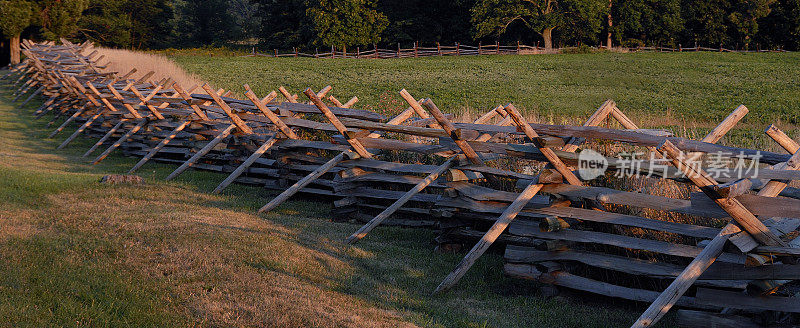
170, 52, 800, 126
0, 77, 656, 327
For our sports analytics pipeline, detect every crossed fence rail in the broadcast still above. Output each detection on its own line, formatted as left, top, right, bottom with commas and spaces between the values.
5, 39, 800, 327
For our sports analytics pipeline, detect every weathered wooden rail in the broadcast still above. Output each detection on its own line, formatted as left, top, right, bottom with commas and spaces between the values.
242, 42, 545, 59
6, 39, 800, 327
239, 42, 791, 60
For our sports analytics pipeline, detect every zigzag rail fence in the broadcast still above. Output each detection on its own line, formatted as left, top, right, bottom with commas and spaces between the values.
5, 39, 800, 327
239, 42, 790, 59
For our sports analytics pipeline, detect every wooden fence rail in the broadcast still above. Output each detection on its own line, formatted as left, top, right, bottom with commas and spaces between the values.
239, 42, 790, 59
7, 39, 800, 328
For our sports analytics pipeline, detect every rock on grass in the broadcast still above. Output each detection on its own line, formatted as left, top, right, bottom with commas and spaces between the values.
99, 175, 143, 185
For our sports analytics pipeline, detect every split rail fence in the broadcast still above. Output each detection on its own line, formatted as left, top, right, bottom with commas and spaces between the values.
5, 39, 800, 327
241, 42, 789, 59
244, 42, 543, 59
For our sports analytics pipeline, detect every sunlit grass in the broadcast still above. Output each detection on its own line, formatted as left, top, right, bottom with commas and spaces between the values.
0, 75, 652, 327
97, 47, 203, 89
171, 52, 800, 126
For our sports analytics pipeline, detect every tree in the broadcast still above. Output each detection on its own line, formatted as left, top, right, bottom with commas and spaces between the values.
612, 0, 682, 47
471, 0, 606, 50
606, 0, 612, 48
251, 0, 314, 49
377, 0, 475, 45
306, 0, 388, 49
79, 0, 132, 48
173, 0, 239, 47
227, 0, 261, 42
123, 0, 175, 49
0, 0, 33, 64
726, 0, 775, 49
681, 0, 776, 48
34, 0, 90, 40
757, 0, 800, 50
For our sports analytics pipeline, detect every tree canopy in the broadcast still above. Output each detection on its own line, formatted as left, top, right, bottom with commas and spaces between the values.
35, 0, 90, 40
307, 0, 388, 48
1, 0, 799, 53
0, 0, 33, 39
471, 0, 606, 50
611, 0, 682, 47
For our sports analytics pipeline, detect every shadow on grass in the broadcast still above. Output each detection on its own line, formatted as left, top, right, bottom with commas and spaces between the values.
0, 78, 659, 327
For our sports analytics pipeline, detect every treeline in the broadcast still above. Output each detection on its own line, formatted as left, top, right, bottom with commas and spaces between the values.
259, 0, 798, 51
1, 0, 799, 58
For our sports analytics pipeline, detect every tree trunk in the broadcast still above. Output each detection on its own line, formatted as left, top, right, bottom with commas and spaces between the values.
542, 28, 553, 51
606, 0, 613, 49
10, 34, 20, 65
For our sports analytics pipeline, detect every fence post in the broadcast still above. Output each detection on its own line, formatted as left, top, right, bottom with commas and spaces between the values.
374, 43, 378, 58
517, 41, 520, 53
357, 47, 360, 58
496, 41, 500, 54
456, 42, 460, 56
332, 45, 335, 58
719, 43, 723, 52
274, 49, 277, 57
478, 41, 481, 55
315, 48, 318, 58
397, 43, 401, 58
437, 42, 441, 56
294, 47, 298, 57
414, 41, 418, 58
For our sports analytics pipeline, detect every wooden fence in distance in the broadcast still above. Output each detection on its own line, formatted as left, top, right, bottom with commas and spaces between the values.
245, 42, 544, 59
240, 42, 790, 59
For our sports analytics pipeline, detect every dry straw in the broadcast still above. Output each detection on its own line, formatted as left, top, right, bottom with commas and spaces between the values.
94, 47, 203, 88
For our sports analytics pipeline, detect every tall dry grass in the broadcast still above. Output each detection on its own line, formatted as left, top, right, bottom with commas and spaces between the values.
94, 47, 203, 89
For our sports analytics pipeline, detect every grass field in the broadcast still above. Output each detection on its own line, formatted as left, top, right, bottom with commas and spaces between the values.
0, 77, 658, 327
170, 52, 800, 126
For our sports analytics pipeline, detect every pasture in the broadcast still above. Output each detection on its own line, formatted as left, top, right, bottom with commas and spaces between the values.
170, 51, 800, 126
4, 50, 799, 327
0, 78, 645, 327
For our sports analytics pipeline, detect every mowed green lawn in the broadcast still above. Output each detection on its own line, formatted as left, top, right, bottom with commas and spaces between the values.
171, 52, 800, 126
0, 76, 655, 326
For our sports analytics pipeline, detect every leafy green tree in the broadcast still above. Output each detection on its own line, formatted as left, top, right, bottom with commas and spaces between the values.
251, 0, 314, 49
34, 0, 90, 40
681, 0, 776, 48
306, 0, 388, 48
681, 0, 728, 45
471, 0, 606, 50
80, 0, 174, 49
0, 0, 33, 64
612, 0, 682, 47
757, 0, 800, 50
377, 0, 475, 45
227, 0, 261, 42
173, 0, 240, 46
79, 0, 132, 47
123, 0, 175, 48
605, 0, 612, 48
727, 0, 775, 49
